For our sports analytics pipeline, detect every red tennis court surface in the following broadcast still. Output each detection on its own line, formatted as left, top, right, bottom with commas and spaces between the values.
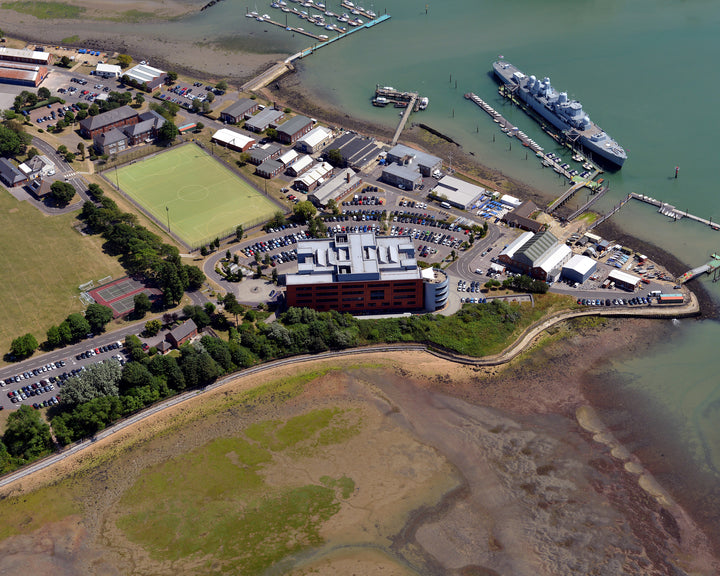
88, 277, 161, 317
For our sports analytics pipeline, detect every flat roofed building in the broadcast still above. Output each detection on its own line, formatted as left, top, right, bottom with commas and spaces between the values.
499, 194, 522, 208
431, 175, 485, 209
386, 143, 441, 176
608, 269, 641, 292
381, 163, 422, 190
220, 98, 260, 124
295, 126, 333, 154
79, 105, 138, 138
0, 46, 52, 66
244, 108, 285, 133
18, 154, 55, 179
561, 254, 597, 284
422, 267, 449, 311
287, 154, 313, 177
122, 63, 166, 90
276, 115, 313, 144
249, 143, 282, 165
0, 158, 26, 187
211, 128, 256, 152
0, 62, 48, 87
309, 168, 362, 207
286, 232, 424, 313
95, 63, 122, 78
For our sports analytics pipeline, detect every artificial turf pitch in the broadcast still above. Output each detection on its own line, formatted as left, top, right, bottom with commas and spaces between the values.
115, 145, 277, 247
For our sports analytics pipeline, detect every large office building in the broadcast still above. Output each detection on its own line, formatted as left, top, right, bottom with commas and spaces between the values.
386, 144, 442, 177
286, 232, 428, 314
499, 230, 572, 282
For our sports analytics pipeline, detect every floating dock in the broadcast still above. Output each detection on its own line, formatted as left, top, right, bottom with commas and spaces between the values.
629, 193, 720, 230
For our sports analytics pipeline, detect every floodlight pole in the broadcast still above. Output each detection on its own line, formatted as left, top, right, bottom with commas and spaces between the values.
166, 205, 170, 233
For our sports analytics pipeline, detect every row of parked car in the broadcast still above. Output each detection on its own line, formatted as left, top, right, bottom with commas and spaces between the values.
457, 280, 483, 293
1, 360, 67, 387
326, 210, 384, 222
578, 297, 651, 307
75, 341, 123, 360
241, 230, 310, 258
344, 195, 383, 207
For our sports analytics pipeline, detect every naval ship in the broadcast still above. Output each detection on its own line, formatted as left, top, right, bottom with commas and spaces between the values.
493, 60, 627, 169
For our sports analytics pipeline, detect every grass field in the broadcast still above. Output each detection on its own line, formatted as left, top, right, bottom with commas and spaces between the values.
114, 145, 278, 247
0, 191, 124, 362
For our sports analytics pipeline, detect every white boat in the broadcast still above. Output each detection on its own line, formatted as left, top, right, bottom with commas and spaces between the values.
246, 12, 256, 17
418, 97, 429, 110
256, 15, 265, 20
324, 10, 335, 16
317, 1, 326, 8
345, 0, 354, 6
262, 13, 270, 18
319, 34, 329, 39
325, 23, 334, 30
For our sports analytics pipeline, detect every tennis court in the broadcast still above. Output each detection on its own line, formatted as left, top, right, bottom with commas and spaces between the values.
89, 277, 160, 317
114, 144, 278, 247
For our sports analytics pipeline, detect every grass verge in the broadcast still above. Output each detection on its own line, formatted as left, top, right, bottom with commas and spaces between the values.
2, 1, 84, 19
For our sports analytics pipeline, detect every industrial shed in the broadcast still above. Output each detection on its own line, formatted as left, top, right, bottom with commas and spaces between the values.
607, 270, 641, 292
295, 126, 333, 154
561, 254, 597, 284
431, 175, 485, 209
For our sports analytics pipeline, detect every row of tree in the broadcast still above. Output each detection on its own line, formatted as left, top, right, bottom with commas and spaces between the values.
79, 184, 204, 306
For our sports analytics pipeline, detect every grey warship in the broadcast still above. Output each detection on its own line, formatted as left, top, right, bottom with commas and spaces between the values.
493, 60, 627, 168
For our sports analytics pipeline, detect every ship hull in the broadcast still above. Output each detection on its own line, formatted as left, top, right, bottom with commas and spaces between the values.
493, 61, 626, 169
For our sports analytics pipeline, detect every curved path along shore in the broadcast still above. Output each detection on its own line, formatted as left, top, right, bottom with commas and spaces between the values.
0, 293, 699, 490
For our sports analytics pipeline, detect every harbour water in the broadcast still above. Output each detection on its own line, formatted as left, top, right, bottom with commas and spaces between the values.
287, 0, 720, 530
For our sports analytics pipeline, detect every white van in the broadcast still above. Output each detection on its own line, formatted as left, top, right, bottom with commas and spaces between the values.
440, 201, 451, 209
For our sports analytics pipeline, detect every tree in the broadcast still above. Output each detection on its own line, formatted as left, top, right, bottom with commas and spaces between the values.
64, 151, 75, 163
66, 312, 91, 341
9, 333, 38, 359
46, 325, 63, 348
0, 124, 24, 155
166, 71, 178, 84
326, 198, 340, 216
37, 86, 51, 100
77, 142, 85, 160
295, 199, 318, 222
265, 127, 278, 141
223, 293, 243, 326
84, 303, 114, 333
133, 292, 152, 318
60, 55, 72, 68
215, 80, 228, 91
326, 148, 343, 167
145, 319, 162, 336
185, 265, 205, 290
117, 53, 133, 68
134, 93, 145, 106
26, 147, 39, 159
2, 406, 53, 460
205, 91, 215, 103
50, 181, 76, 205
158, 120, 179, 143
61, 361, 122, 407
201, 100, 211, 114
196, 121, 204, 131
57, 144, 68, 155
235, 224, 244, 242
89, 103, 100, 116
76, 108, 88, 121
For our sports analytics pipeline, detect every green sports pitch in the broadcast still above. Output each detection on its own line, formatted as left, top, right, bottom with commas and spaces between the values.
114, 145, 277, 247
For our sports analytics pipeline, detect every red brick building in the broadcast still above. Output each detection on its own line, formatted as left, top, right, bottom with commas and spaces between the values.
276, 115, 314, 144
285, 232, 425, 314
79, 106, 139, 139
166, 319, 198, 348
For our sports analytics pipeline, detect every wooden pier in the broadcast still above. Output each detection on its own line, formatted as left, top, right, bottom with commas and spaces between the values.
391, 94, 418, 145
565, 184, 610, 221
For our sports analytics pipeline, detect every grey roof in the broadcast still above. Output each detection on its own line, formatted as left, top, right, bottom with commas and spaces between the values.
168, 318, 197, 343
387, 143, 441, 169
382, 163, 422, 183
221, 98, 257, 119
250, 143, 282, 163
139, 109, 166, 129
125, 119, 155, 137
94, 128, 127, 146
310, 168, 361, 206
79, 105, 137, 132
514, 231, 559, 267
257, 159, 283, 174
276, 115, 312, 136
245, 108, 284, 131
0, 158, 25, 184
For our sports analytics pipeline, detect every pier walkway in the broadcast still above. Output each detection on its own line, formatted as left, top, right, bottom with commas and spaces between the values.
629, 193, 720, 230
588, 194, 632, 231
565, 184, 610, 221
391, 93, 418, 145
677, 254, 720, 284
547, 180, 588, 213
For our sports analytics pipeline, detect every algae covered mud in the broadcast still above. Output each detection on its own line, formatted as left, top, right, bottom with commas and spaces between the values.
0, 343, 716, 575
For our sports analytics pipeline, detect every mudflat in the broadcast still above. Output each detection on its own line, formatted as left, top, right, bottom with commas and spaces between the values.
0, 319, 716, 575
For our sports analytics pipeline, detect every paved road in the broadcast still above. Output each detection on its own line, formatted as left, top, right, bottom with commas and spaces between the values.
29, 136, 90, 214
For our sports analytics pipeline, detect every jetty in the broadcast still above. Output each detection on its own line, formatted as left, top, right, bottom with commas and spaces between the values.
677, 254, 720, 284
587, 194, 632, 231
391, 93, 418, 145
565, 184, 610, 221
629, 193, 720, 230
